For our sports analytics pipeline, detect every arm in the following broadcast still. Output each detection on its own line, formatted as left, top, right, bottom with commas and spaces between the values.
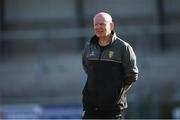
82, 42, 89, 74
122, 44, 139, 91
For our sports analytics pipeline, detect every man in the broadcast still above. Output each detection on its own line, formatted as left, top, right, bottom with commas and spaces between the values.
82, 12, 139, 119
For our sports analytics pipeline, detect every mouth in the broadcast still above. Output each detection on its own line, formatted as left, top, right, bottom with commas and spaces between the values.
96, 30, 103, 34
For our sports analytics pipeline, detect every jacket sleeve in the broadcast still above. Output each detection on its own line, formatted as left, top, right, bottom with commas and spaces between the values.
122, 44, 139, 85
82, 42, 89, 74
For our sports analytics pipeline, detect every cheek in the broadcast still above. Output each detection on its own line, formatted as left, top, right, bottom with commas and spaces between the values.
107, 25, 112, 30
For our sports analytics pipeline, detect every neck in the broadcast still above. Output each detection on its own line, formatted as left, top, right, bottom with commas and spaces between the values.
98, 35, 111, 46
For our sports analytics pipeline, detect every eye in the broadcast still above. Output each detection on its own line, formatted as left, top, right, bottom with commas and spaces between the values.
94, 23, 98, 26
100, 23, 106, 26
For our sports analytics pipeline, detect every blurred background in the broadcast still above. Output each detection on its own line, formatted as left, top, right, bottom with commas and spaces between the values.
0, 0, 180, 119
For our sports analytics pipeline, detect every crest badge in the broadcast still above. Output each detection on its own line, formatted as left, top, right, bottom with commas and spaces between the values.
108, 51, 114, 59
90, 51, 95, 56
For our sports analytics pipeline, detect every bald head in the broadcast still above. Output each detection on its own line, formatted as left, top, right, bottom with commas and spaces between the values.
93, 12, 114, 38
93, 12, 113, 23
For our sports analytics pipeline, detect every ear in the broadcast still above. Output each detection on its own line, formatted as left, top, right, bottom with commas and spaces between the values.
110, 21, 114, 30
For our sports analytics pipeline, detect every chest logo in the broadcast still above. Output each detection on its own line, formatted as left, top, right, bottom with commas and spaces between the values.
108, 51, 114, 59
90, 51, 95, 56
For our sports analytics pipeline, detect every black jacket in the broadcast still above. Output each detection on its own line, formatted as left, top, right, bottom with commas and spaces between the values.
82, 31, 138, 110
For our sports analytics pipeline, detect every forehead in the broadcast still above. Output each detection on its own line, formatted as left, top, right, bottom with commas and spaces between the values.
93, 19, 108, 24
93, 17, 110, 25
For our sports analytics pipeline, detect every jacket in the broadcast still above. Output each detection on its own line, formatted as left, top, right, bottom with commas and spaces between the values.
82, 31, 138, 110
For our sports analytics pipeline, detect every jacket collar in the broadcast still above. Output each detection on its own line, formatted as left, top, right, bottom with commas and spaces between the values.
90, 31, 117, 45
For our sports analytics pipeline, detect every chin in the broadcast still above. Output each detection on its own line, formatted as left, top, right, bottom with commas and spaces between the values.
96, 34, 104, 38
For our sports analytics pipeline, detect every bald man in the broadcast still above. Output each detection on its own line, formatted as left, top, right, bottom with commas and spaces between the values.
82, 12, 139, 119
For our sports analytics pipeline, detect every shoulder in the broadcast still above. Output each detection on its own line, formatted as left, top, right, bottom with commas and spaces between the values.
112, 31, 131, 48
113, 36, 136, 55
114, 36, 132, 49
84, 35, 98, 46
90, 35, 98, 45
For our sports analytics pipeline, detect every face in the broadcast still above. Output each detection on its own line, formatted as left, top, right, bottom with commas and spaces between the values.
93, 15, 114, 38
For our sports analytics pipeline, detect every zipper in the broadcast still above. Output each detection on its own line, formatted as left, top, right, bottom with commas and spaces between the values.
98, 45, 109, 60
99, 49, 102, 59
98, 46, 107, 60
97, 45, 102, 59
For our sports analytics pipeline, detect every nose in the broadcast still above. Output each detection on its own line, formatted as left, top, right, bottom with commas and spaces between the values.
96, 24, 100, 28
